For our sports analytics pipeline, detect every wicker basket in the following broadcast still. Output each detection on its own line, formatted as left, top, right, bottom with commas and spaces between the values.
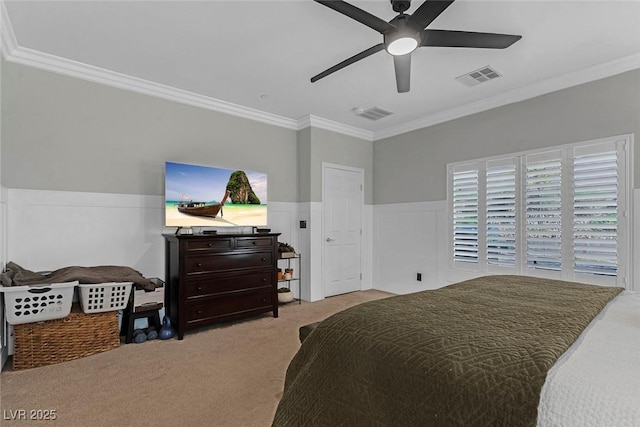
12, 304, 120, 370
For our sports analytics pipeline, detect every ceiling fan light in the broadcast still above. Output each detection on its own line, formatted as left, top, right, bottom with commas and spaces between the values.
384, 16, 422, 56
386, 36, 418, 56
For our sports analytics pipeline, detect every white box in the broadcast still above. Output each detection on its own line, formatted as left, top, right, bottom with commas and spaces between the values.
133, 278, 164, 312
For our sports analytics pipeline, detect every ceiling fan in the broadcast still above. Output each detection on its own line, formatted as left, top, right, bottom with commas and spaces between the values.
311, 0, 522, 93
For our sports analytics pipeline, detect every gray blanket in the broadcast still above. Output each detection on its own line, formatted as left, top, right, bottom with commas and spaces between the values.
272, 275, 622, 427
3, 261, 154, 290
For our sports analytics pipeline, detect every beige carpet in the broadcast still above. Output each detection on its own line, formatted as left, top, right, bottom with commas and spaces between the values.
0, 290, 391, 427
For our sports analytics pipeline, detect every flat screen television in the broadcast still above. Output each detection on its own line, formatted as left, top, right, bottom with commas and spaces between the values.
165, 161, 267, 228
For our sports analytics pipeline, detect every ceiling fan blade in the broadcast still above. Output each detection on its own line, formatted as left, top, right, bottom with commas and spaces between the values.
314, 0, 395, 34
393, 54, 411, 93
422, 29, 522, 48
409, 0, 455, 29
311, 44, 385, 83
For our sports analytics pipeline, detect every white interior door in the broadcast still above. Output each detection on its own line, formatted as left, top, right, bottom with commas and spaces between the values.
323, 164, 362, 297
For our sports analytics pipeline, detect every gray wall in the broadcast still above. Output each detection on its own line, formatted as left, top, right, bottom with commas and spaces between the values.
2, 62, 374, 204
301, 127, 373, 204
374, 69, 640, 204
3, 61, 637, 207
0, 57, 3, 188
0, 57, 3, 187
296, 127, 311, 202
2, 62, 299, 202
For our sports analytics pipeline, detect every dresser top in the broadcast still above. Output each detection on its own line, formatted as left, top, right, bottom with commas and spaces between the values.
163, 232, 280, 240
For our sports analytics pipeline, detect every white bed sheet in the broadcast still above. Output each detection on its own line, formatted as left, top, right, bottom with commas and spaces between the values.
537, 290, 640, 426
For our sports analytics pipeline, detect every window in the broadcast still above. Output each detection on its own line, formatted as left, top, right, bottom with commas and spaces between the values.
452, 168, 479, 263
448, 135, 631, 287
525, 153, 563, 272
486, 161, 517, 267
572, 148, 619, 276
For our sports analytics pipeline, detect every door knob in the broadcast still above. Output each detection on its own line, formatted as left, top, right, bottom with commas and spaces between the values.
326, 237, 335, 242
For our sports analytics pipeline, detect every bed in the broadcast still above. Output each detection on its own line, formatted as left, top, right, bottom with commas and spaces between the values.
272, 275, 640, 426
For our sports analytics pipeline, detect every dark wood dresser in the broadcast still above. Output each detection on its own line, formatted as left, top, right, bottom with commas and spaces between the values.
163, 233, 280, 339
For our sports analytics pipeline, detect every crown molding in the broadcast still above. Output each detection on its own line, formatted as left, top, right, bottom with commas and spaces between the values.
373, 52, 640, 141
3, 3, 639, 142
4, 42, 377, 140
297, 115, 374, 141
5, 45, 301, 130
0, 1, 17, 59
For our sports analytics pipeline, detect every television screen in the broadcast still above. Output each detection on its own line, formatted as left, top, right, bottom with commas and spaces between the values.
165, 161, 267, 228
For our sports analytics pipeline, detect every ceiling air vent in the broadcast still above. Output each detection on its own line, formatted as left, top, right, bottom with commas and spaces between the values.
354, 106, 394, 121
455, 65, 502, 88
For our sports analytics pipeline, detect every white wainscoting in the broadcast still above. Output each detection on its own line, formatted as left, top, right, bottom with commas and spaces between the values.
8, 189, 167, 277
633, 189, 640, 292
362, 204, 373, 291
372, 201, 448, 294
374, 191, 638, 293
2, 189, 305, 356
5, 187, 635, 326
5, 189, 377, 306
0, 185, 8, 368
7, 189, 303, 278
297, 202, 328, 302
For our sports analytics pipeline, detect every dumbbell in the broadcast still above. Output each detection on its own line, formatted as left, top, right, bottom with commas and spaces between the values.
146, 327, 158, 340
133, 328, 147, 343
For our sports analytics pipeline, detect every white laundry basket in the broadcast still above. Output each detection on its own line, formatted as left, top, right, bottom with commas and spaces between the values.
0, 281, 77, 325
77, 282, 133, 313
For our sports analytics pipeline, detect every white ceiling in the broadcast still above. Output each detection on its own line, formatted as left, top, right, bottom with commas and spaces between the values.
3, 0, 640, 140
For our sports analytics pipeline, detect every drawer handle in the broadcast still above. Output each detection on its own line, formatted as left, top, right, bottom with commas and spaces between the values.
262, 298, 267, 303
261, 257, 266, 262
197, 310, 203, 314
197, 263, 202, 267
197, 286, 203, 291
252, 241, 257, 245
262, 278, 266, 282
207, 243, 213, 247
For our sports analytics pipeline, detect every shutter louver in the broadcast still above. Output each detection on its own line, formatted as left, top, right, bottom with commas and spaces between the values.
452, 170, 479, 263
486, 164, 516, 267
573, 151, 618, 276
526, 158, 562, 271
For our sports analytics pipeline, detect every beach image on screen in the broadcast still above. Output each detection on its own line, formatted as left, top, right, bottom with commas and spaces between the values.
165, 162, 267, 227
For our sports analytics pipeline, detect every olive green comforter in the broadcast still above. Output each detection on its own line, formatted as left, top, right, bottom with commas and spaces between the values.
272, 275, 622, 427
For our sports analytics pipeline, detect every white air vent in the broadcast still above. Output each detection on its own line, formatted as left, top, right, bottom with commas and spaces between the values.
355, 106, 394, 121
455, 66, 502, 88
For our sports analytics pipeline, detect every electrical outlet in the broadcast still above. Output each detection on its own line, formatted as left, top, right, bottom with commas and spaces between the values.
300, 220, 307, 229
417, 273, 422, 281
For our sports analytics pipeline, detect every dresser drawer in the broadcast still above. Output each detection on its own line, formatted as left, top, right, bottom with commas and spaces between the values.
186, 252, 273, 274
235, 236, 275, 249
185, 238, 233, 252
185, 271, 273, 298
185, 290, 273, 323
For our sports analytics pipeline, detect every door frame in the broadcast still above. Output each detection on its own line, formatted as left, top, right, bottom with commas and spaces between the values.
321, 162, 364, 297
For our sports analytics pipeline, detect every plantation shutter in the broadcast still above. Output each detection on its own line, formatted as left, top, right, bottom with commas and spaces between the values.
452, 168, 479, 263
573, 145, 618, 276
486, 160, 517, 267
449, 135, 629, 286
525, 152, 562, 272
